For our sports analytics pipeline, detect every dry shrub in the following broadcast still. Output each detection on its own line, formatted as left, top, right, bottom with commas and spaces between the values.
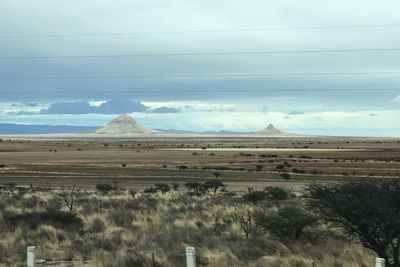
0, 188, 375, 266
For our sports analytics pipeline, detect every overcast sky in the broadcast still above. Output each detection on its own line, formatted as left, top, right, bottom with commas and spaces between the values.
0, 0, 400, 136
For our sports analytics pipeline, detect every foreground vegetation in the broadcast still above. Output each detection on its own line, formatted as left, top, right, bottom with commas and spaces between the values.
0, 180, 385, 266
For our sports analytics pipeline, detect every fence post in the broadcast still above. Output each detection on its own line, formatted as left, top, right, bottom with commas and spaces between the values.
27, 246, 35, 267
375, 258, 385, 267
185, 247, 196, 267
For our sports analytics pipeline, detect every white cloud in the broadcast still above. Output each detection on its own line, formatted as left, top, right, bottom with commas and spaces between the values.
391, 95, 400, 103
1, 109, 399, 136
0, 102, 46, 115
137, 110, 400, 136
88, 101, 107, 107
142, 101, 238, 112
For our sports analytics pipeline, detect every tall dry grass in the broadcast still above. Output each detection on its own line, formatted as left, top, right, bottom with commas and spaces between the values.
0, 185, 374, 266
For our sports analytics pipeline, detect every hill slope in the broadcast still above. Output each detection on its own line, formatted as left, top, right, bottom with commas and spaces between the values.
257, 124, 291, 135
96, 114, 153, 134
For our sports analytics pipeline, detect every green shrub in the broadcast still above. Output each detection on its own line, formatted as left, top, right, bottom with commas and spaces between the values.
154, 183, 171, 194
144, 187, 158, 194
203, 180, 225, 193
5, 210, 83, 230
96, 184, 113, 194
184, 182, 205, 195
172, 183, 180, 191
243, 191, 269, 204
280, 173, 291, 180
256, 207, 316, 241
90, 217, 106, 233
264, 186, 290, 200
178, 165, 189, 170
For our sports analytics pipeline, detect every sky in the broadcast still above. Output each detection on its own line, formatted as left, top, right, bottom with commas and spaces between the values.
0, 0, 400, 136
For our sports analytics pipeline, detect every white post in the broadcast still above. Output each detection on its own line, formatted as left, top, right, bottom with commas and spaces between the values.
375, 257, 385, 267
27, 246, 35, 267
185, 247, 196, 267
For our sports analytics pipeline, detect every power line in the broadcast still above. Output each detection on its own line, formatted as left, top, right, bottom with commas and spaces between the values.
1, 71, 399, 80
1, 88, 398, 94
1, 23, 400, 39
1, 48, 400, 60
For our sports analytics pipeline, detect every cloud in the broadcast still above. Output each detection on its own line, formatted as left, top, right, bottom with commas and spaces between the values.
391, 95, 400, 103
369, 113, 379, 117
148, 106, 180, 113
40, 100, 148, 114
95, 99, 148, 114
12, 111, 39, 115
10, 102, 39, 107
1, 0, 400, 110
23, 102, 39, 107
2, 109, 400, 136
41, 101, 94, 114
143, 101, 237, 113
288, 110, 304, 115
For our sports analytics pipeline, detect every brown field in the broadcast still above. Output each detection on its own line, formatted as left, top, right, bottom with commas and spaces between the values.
1, 135, 399, 191
0, 135, 399, 266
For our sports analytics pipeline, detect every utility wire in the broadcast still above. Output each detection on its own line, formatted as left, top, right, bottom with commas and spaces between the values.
1, 48, 400, 60
1, 71, 399, 80
1, 23, 400, 39
1, 88, 399, 94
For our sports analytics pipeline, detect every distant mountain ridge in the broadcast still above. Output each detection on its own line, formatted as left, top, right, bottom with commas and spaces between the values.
0, 116, 292, 136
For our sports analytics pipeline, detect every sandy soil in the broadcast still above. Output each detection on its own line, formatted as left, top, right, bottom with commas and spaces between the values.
0, 135, 399, 192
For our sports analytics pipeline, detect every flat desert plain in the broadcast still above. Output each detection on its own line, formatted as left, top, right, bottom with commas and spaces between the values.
0, 135, 399, 192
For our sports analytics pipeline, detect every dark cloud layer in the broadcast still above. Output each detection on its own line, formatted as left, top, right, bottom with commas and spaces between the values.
288, 111, 305, 115
1, 0, 399, 137
39, 100, 180, 114
24, 102, 40, 107
1, 0, 399, 106
40, 100, 147, 114
150, 106, 180, 113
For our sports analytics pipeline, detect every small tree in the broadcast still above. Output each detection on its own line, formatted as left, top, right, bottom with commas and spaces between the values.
178, 165, 189, 170
242, 191, 268, 205
62, 185, 80, 214
144, 187, 158, 194
232, 203, 254, 239
280, 173, 291, 180
256, 207, 316, 241
275, 164, 285, 171
129, 189, 138, 198
112, 181, 124, 192
184, 182, 205, 195
154, 183, 170, 194
264, 186, 289, 200
172, 183, 180, 191
255, 165, 264, 171
213, 216, 233, 235
4, 183, 17, 197
213, 172, 221, 178
306, 180, 400, 267
203, 180, 225, 193
96, 183, 113, 195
